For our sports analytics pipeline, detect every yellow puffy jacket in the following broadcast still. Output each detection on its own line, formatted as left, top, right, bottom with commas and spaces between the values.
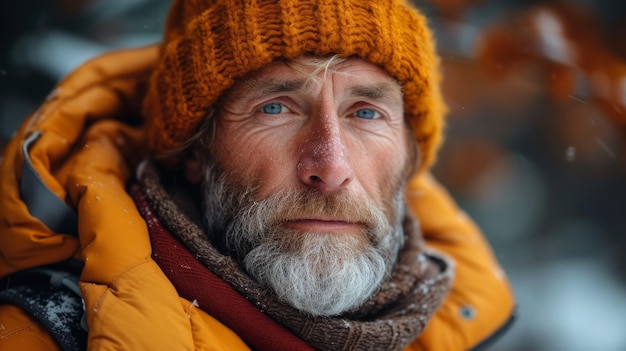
0, 45, 515, 351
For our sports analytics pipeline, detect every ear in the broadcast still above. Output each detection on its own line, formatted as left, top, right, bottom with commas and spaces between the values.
184, 149, 204, 185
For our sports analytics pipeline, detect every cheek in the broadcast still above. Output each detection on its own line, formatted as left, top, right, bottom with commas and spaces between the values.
215, 128, 295, 194
352, 134, 408, 199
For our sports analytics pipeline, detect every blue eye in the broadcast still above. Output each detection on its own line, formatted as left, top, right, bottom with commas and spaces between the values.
261, 103, 285, 114
355, 108, 379, 119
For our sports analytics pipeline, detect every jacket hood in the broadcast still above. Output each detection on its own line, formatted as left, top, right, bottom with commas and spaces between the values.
0, 45, 230, 350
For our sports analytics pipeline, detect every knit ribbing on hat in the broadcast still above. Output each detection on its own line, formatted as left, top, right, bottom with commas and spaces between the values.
143, 0, 446, 171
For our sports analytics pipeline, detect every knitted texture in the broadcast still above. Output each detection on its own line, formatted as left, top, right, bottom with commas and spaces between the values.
143, 0, 446, 171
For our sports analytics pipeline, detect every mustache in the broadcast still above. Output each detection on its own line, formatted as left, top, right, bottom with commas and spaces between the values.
229, 187, 391, 250
255, 189, 383, 228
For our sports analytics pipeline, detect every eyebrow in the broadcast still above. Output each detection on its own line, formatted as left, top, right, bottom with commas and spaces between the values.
347, 83, 402, 100
242, 78, 307, 97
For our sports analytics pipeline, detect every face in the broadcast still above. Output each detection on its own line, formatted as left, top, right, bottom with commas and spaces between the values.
196, 57, 413, 316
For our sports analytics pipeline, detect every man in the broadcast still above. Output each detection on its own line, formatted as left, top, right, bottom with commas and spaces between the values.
0, 0, 515, 350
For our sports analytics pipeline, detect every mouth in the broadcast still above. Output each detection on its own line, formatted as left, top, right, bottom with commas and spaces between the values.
282, 218, 362, 234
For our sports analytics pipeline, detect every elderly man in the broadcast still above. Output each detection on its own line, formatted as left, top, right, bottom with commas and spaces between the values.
0, 0, 515, 350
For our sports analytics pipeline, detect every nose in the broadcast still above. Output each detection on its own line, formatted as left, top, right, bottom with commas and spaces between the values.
297, 115, 353, 192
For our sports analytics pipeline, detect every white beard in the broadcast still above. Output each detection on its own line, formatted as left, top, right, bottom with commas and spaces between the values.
202, 164, 406, 316
243, 231, 394, 316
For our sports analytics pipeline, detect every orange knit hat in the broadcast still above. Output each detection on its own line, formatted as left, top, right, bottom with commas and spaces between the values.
143, 0, 446, 171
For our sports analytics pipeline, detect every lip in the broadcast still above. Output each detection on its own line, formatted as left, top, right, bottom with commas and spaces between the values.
283, 218, 360, 233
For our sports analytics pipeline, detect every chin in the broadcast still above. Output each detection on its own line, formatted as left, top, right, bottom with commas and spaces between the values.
243, 232, 391, 316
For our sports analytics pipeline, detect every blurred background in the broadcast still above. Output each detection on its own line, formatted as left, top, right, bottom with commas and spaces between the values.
1, 0, 625, 349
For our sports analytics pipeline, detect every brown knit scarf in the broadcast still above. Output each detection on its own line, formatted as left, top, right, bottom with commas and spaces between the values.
137, 161, 453, 351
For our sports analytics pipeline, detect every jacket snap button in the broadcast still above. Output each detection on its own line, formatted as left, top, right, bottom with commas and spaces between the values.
460, 305, 476, 320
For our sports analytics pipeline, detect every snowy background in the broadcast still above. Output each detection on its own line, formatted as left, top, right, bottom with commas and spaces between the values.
1, 0, 625, 350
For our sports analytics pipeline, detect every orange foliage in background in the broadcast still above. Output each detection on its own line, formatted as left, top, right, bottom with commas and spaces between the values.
476, 2, 626, 125
424, 0, 486, 19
